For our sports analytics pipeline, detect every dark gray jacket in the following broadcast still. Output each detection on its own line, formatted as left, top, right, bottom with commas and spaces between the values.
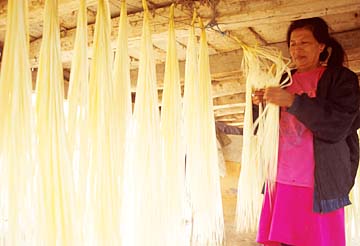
287, 66, 360, 213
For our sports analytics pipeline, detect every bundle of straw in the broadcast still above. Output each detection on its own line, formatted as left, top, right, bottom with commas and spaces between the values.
0, 0, 36, 244
35, 0, 77, 244
235, 42, 291, 232
160, 4, 186, 246
111, 1, 132, 227
121, 0, 164, 245
183, 13, 200, 244
186, 17, 225, 245
86, 0, 120, 244
66, 1, 89, 242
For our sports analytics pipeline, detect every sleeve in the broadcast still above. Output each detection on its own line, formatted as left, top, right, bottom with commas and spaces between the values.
287, 67, 360, 143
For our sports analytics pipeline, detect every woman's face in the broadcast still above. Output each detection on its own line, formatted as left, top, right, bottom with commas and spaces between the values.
289, 28, 325, 72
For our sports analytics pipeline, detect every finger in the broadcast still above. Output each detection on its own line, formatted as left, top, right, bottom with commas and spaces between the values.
264, 87, 283, 99
263, 90, 271, 100
253, 89, 265, 96
252, 94, 264, 105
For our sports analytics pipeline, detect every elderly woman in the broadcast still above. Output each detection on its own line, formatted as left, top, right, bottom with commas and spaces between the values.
254, 17, 360, 246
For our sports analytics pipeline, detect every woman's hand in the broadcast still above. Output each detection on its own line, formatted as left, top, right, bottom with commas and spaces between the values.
264, 87, 295, 107
252, 89, 265, 105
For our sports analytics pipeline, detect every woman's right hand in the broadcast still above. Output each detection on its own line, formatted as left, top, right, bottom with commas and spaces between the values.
252, 89, 265, 105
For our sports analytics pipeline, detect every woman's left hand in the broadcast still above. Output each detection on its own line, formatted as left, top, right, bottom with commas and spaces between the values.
264, 87, 295, 107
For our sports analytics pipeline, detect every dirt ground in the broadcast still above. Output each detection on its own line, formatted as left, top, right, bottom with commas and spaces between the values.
221, 161, 259, 246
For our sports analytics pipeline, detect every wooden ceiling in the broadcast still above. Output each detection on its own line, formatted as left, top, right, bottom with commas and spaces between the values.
0, 0, 359, 127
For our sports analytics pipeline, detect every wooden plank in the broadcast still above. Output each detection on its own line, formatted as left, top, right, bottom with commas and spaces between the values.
244, 11, 360, 44
213, 103, 245, 111
0, 0, 98, 36
27, 0, 360, 68
28, 3, 189, 67
214, 106, 245, 117
216, 0, 360, 29
224, 122, 243, 127
348, 60, 360, 74
213, 93, 245, 110
109, 0, 121, 12
147, 80, 246, 106
216, 113, 244, 122
129, 48, 244, 90
211, 79, 246, 98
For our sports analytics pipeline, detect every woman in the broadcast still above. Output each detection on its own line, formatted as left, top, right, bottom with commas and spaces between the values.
254, 17, 360, 246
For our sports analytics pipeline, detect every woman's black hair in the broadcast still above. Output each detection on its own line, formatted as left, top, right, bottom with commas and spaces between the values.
286, 17, 345, 67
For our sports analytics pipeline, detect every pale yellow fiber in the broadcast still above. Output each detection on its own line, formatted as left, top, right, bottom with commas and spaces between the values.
183, 13, 200, 243
235, 41, 291, 233
160, 4, 186, 246
0, 0, 36, 244
86, 0, 120, 245
111, 1, 132, 242
183, 12, 199, 156
35, 0, 77, 244
66, 1, 89, 242
186, 18, 225, 245
235, 46, 263, 232
121, 0, 163, 245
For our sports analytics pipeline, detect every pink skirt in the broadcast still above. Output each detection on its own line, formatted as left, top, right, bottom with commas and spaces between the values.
257, 182, 345, 246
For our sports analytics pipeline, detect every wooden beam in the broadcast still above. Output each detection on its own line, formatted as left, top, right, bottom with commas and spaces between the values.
60, 27, 360, 95
28, 3, 191, 67
348, 60, 360, 75
0, 0, 98, 35
109, 0, 121, 11
217, 119, 244, 125
216, 113, 244, 122
224, 122, 243, 127
214, 106, 245, 117
346, 46, 360, 74
211, 79, 246, 98
216, 0, 360, 29
213, 93, 245, 110
27, 0, 360, 68
63, 29, 360, 96
157, 80, 246, 106
213, 103, 245, 111
129, 48, 244, 90
216, 113, 245, 128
